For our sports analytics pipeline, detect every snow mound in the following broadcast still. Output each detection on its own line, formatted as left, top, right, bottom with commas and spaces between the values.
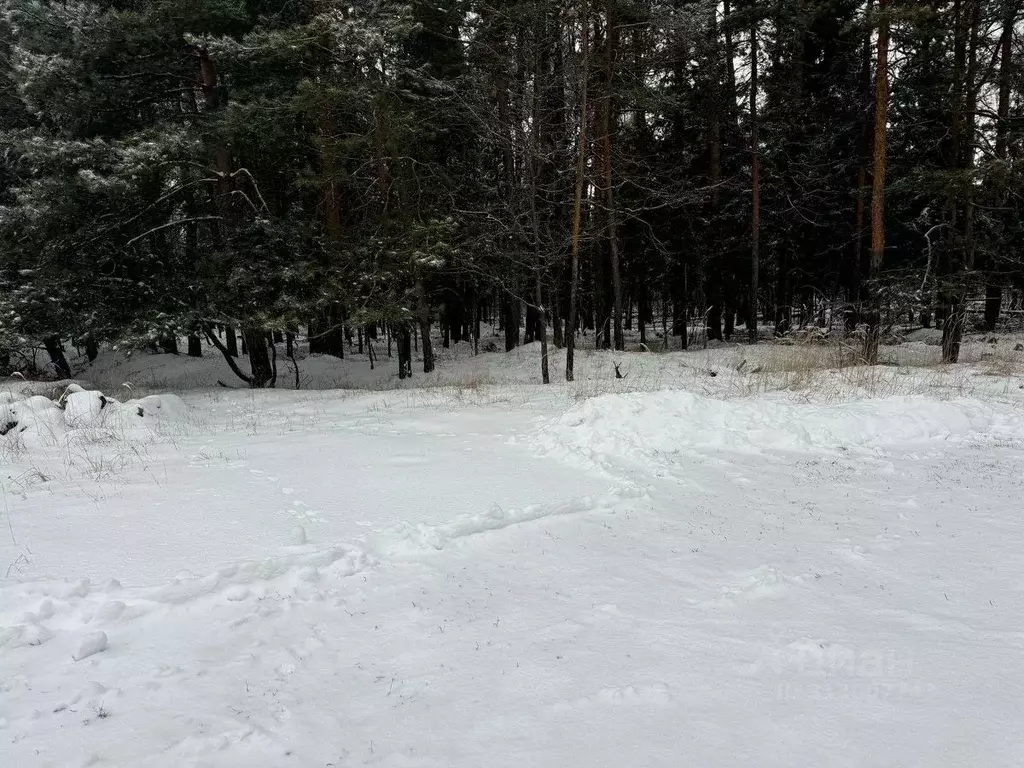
1, 386, 186, 449
535, 391, 1024, 466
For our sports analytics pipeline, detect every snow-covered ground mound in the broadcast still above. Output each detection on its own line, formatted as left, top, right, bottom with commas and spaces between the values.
1, 386, 186, 450
534, 390, 1024, 469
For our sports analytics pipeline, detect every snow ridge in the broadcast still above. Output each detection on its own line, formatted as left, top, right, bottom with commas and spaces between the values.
365, 484, 645, 557
533, 390, 1024, 470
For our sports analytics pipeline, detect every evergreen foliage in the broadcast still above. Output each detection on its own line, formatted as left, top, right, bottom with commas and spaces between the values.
2, 0, 1022, 381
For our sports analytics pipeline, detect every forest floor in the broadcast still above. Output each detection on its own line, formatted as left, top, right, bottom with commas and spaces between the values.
3, 329, 1024, 767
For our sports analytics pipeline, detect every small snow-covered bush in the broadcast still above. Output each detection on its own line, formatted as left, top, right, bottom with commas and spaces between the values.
0, 384, 187, 453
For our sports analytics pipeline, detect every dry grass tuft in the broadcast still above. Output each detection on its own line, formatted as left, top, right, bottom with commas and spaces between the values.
976, 345, 1024, 378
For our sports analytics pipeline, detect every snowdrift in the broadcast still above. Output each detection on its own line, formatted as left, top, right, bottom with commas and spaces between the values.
1, 385, 186, 450
534, 391, 1024, 466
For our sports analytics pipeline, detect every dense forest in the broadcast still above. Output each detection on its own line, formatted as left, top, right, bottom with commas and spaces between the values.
2, 0, 1023, 386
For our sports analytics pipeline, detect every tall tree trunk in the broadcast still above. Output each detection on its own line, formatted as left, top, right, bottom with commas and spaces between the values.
198, 50, 274, 386
420, 320, 434, 373
496, 77, 515, 197
524, 304, 537, 344
552, 286, 564, 349
707, 62, 724, 344
566, 0, 590, 383
536, 274, 550, 384
854, 164, 867, 299
592, 215, 609, 349
748, 16, 760, 345
985, 0, 1020, 330
723, 0, 739, 130
397, 323, 412, 379
775, 249, 790, 336
959, 1, 980, 282
469, 283, 480, 354
602, 0, 624, 351
941, 0, 968, 360
416, 278, 435, 373
943, 0, 981, 363
318, 106, 346, 359
530, 27, 551, 385
661, 292, 669, 350
502, 295, 519, 351
308, 317, 323, 355
447, 298, 463, 344
44, 335, 71, 378
241, 327, 273, 388
865, 0, 890, 364
636, 245, 648, 346
853, 0, 874, 301
719, 0, 739, 342
187, 335, 202, 357
327, 308, 346, 359
678, 267, 689, 350
225, 325, 239, 357
984, 284, 1003, 331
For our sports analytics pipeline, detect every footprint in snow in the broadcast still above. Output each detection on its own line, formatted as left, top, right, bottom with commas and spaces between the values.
247, 469, 278, 482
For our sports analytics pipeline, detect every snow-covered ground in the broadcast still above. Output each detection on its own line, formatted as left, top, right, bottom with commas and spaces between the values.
3, 340, 1024, 766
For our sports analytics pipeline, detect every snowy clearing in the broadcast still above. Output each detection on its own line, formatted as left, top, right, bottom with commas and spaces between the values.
3, 344, 1024, 767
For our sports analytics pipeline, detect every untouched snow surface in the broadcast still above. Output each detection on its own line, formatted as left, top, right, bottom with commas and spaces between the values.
3, 381, 1024, 767
533, 391, 1024, 467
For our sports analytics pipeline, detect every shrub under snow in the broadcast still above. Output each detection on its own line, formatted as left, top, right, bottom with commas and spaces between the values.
1, 384, 186, 450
